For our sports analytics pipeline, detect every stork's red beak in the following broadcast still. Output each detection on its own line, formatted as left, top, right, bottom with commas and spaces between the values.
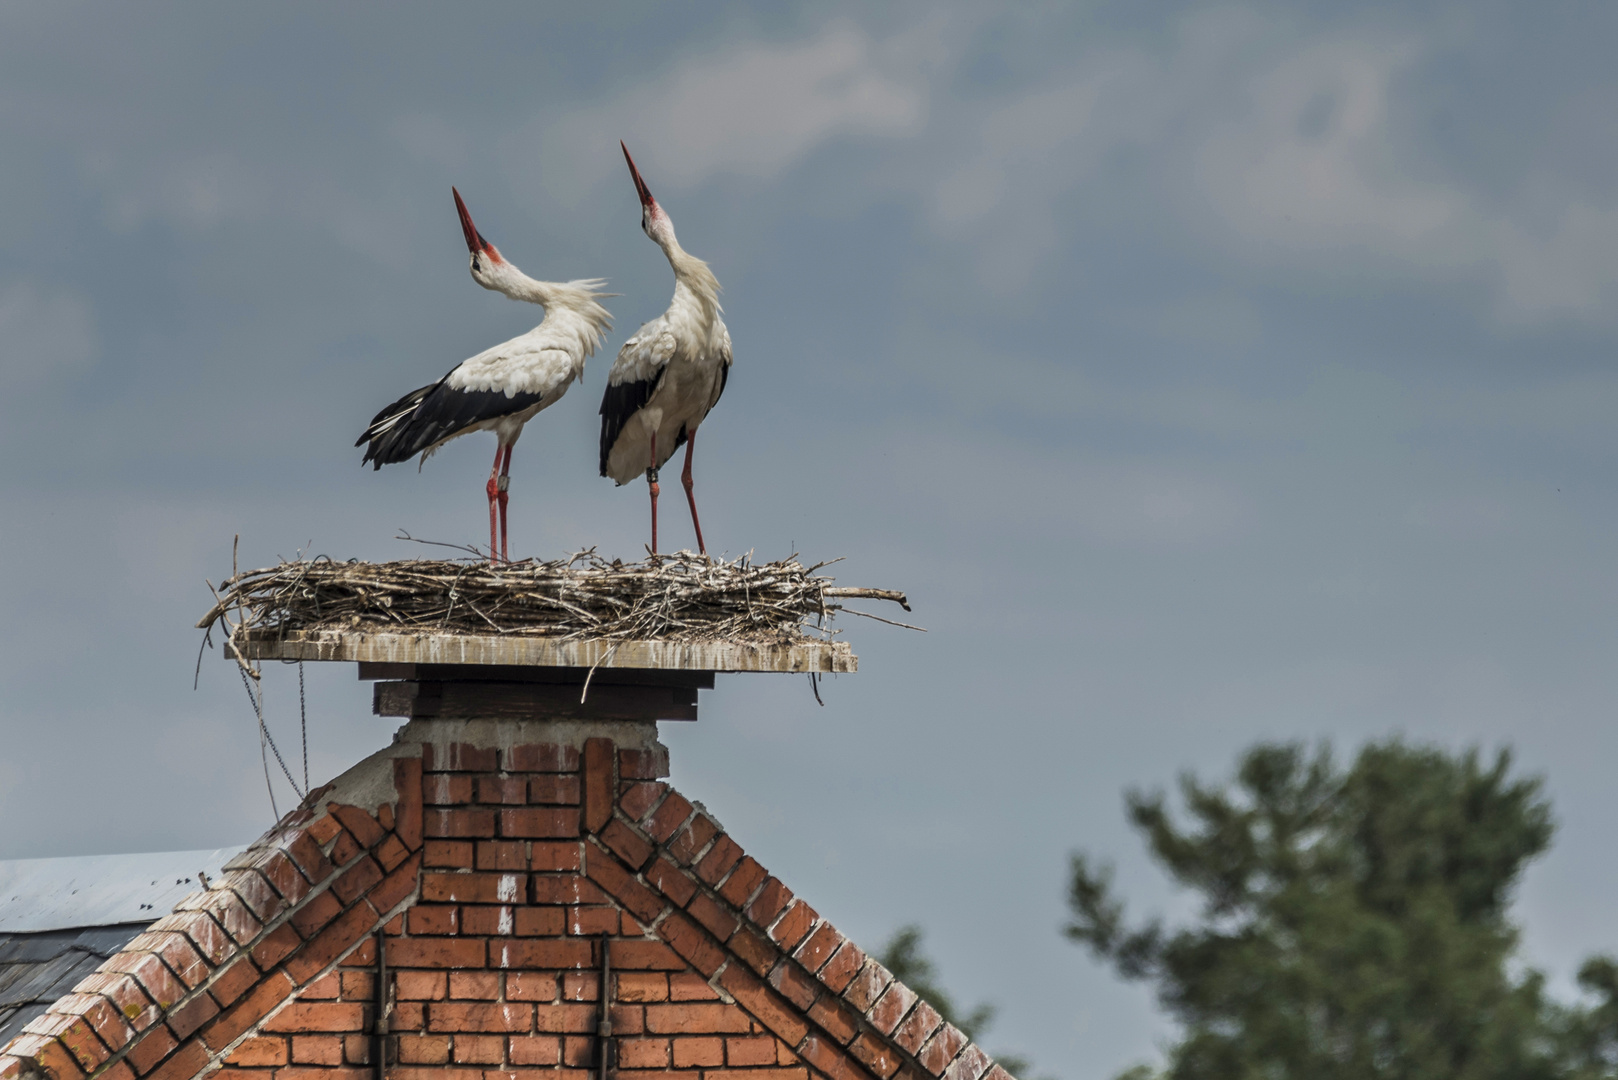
621, 141, 654, 208
453, 187, 496, 258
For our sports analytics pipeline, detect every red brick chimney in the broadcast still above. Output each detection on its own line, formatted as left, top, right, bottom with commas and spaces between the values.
0, 713, 1014, 1080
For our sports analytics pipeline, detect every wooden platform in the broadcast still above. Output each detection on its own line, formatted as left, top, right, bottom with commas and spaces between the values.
232, 629, 855, 673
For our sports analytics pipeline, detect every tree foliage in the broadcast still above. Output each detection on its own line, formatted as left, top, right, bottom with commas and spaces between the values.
1067, 740, 1618, 1080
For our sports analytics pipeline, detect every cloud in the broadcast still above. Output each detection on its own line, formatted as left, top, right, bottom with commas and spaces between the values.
0, 282, 98, 389
509, 20, 933, 206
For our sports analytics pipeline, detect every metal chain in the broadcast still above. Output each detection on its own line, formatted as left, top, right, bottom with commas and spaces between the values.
299, 661, 309, 794
238, 664, 305, 802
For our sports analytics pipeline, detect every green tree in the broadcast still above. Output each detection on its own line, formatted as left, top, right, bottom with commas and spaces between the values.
1064, 739, 1603, 1080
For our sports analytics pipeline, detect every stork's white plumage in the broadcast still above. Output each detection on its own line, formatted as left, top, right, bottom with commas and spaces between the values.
359, 189, 613, 563
599, 143, 732, 555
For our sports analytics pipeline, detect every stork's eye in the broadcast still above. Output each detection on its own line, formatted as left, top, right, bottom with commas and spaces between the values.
472, 255, 482, 271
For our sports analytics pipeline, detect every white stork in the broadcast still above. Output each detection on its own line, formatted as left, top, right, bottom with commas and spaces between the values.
599, 142, 732, 555
358, 188, 613, 563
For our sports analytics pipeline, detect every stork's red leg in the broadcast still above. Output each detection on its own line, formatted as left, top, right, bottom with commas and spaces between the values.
648, 432, 660, 555
681, 430, 706, 556
485, 443, 504, 565
497, 445, 513, 563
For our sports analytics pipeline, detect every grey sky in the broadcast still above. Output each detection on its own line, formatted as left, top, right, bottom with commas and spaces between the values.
3, 2, 1617, 1076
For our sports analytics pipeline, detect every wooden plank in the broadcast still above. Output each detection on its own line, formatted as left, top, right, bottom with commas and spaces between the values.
355, 663, 715, 689
235, 629, 855, 673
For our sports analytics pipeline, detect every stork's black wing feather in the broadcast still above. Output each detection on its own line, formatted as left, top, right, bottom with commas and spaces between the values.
598, 371, 665, 477
359, 377, 545, 469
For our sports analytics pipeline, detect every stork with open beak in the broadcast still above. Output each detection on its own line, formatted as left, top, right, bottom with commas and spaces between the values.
599, 143, 732, 555
358, 189, 613, 563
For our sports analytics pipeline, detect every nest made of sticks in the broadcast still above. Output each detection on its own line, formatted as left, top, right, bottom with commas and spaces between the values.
196, 548, 915, 646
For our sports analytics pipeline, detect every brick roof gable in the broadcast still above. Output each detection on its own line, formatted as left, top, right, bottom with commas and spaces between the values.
0, 731, 1016, 1080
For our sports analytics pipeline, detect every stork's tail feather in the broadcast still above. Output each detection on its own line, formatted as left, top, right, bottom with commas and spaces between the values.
358, 384, 435, 469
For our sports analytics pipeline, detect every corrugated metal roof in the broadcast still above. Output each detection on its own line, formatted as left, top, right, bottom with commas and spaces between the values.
0, 848, 246, 934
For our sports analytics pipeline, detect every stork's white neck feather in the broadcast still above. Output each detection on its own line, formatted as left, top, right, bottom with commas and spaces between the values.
652, 218, 722, 323
477, 259, 614, 361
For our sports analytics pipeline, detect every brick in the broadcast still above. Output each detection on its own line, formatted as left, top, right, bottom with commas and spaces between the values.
289, 889, 344, 938
308, 814, 344, 846
728, 1035, 781, 1066
616, 973, 668, 1002
531, 874, 606, 905
730, 927, 777, 977
644, 1003, 751, 1035
769, 960, 822, 1011
284, 831, 337, 884
223, 870, 289, 924
644, 856, 698, 907
397, 1035, 451, 1065
718, 965, 809, 1047
619, 782, 668, 822
104, 952, 186, 1012
376, 833, 411, 872
331, 855, 384, 905
124, 1022, 178, 1073
426, 808, 497, 838
612, 939, 684, 970
746, 878, 793, 929
844, 960, 894, 1013
795, 923, 845, 975
274, 1068, 370, 1080
396, 970, 448, 1001
893, 1000, 943, 1056
810, 994, 863, 1045
388, 936, 487, 969
283, 899, 380, 983
609, 1003, 646, 1037
425, 840, 475, 869
521, 774, 578, 806
600, 818, 655, 869
687, 892, 738, 942
329, 804, 387, 848
388, 1070, 481, 1080
394, 757, 424, 850
669, 973, 720, 1002
820, 940, 866, 994
529, 842, 581, 872
262, 1000, 366, 1033
449, 971, 501, 1000
800, 1034, 878, 1080
342, 935, 377, 966
423, 871, 523, 905
291, 1035, 343, 1065
514, 907, 565, 936
96, 1062, 136, 1080
393, 1002, 425, 1029
618, 745, 668, 780
334, 971, 369, 1000
560, 972, 600, 1002
252, 849, 313, 905
618, 1037, 671, 1068
453, 1035, 505, 1064
941, 1043, 993, 1080
501, 807, 578, 839
144, 1039, 209, 1080
251, 922, 302, 970
429, 1002, 534, 1032
330, 829, 363, 867
656, 910, 725, 977
476, 840, 526, 871
208, 958, 263, 1012
505, 972, 559, 1002
695, 836, 743, 887
378, 802, 395, 831
869, 980, 919, 1035
477, 776, 527, 804
567, 906, 620, 936
461, 905, 516, 935
72, 972, 159, 1034
673, 1035, 724, 1067
409, 905, 459, 935
122, 931, 211, 990
424, 742, 499, 772
849, 1031, 903, 1078
147, 911, 234, 967
916, 1024, 968, 1075
527, 1003, 595, 1034
644, 792, 694, 842
582, 847, 662, 923
507, 1035, 562, 1065
507, 743, 578, 772
1, 1039, 82, 1080
718, 857, 768, 908
46, 1010, 117, 1070
489, 939, 591, 970
770, 901, 818, 952
199, 971, 294, 1050
582, 738, 615, 832
667, 815, 719, 866
226, 1036, 287, 1066
369, 851, 423, 914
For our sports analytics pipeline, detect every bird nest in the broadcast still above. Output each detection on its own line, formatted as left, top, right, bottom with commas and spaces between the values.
196, 548, 914, 648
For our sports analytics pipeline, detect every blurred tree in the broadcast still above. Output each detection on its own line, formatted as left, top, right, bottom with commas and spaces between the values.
878, 924, 1049, 1079
1064, 739, 1618, 1080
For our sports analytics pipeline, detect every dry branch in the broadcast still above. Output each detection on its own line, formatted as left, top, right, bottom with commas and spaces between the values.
197, 549, 915, 648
